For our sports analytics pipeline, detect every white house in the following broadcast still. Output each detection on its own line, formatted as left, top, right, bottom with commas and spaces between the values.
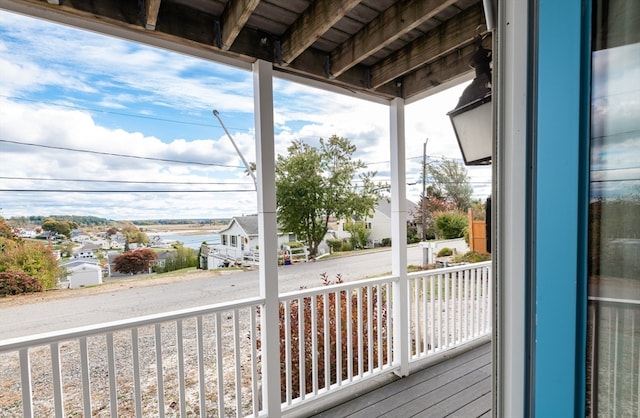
15, 228, 37, 238
63, 260, 103, 289
336, 198, 419, 247
201, 215, 297, 269
73, 250, 95, 259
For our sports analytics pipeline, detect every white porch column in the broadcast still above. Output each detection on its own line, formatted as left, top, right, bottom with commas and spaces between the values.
253, 59, 281, 417
494, 0, 528, 416
389, 97, 409, 377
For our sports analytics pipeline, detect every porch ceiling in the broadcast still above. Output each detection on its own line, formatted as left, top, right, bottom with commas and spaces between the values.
0, 0, 489, 101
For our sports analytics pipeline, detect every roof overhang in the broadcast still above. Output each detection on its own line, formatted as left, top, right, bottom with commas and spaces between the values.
0, 0, 490, 103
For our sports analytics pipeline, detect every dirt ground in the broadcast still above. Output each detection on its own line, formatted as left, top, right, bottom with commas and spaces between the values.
139, 223, 222, 234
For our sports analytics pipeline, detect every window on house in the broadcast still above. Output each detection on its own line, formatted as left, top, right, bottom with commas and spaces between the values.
222, 235, 227, 246
231, 235, 237, 247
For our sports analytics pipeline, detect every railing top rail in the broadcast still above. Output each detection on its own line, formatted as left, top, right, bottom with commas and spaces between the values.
1, 262, 493, 352
588, 296, 640, 305
407, 261, 492, 280
279, 275, 398, 301
0, 295, 264, 352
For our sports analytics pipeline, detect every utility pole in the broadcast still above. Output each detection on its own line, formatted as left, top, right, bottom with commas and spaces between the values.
422, 138, 428, 241
212, 109, 257, 189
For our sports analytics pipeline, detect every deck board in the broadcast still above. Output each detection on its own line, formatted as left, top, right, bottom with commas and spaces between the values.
311, 342, 491, 418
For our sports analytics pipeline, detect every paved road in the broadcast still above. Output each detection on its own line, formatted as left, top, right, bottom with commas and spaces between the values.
0, 245, 426, 339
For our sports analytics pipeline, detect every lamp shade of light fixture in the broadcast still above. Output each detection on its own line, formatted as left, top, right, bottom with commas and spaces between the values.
447, 92, 492, 166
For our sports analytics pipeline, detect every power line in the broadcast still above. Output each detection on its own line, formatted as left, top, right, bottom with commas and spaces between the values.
0, 189, 254, 193
4, 96, 476, 147
0, 139, 244, 168
0, 176, 254, 186
1, 139, 461, 174
365, 154, 465, 166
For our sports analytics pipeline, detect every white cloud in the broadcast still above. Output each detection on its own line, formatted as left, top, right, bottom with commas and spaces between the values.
0, 10, 492, 220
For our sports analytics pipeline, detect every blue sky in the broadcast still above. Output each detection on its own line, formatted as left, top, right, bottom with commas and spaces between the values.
0, 10, 493, 220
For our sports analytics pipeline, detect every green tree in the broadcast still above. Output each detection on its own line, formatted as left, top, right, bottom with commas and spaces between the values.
0, 216, 15, 239
427, 159, 473, 212
59, 241, 75, 258
121, 225, 149, 244
0, 237, 58, 290
344, 219, 370, 249
276, 135, 381, 257
415, 184, 457, 240
41, 218, 78, 238
434, 211, 468, 239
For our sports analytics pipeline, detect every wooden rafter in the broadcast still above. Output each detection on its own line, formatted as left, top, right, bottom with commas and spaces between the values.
400, 39, 486, 98
330, 0, 458, 78
280, 0, 361, 64
0, 0, 488, 101
370, 3, 485, 89
144, 0, 162, 30
220, 0, 260, 50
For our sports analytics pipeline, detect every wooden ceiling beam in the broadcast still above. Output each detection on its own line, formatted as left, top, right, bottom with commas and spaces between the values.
282, 47, 398, 99
280, 0, 361, 64
144, 0, 161, 30
400, 40, 484, 99
370, 3, 485, 89
0, 0, 488, 101
220, 0, 260, 50
330, 0, 457, 78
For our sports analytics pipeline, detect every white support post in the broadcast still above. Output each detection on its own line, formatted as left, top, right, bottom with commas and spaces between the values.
494, 0, 528, 416
253, 59, 281, 417
390, 98, 409, 377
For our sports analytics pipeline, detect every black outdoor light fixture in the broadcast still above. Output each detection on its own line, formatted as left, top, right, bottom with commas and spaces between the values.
447, 32, 493, 166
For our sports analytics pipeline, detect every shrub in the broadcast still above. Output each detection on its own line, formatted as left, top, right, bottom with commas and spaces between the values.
344, 220, 370, 249
114, 249, 158, 274
434, 211, 468, 239
340, 241, 353, 252
452, 251, 491, 263
381, 238, 391, 247
152, 246, 198, 274
257, 274, 389, 402
0, 272, 43, 296
437, 247, 453, 257
326, 239, 342, 253
407, 225, 421, 244
0, 237, 58, 290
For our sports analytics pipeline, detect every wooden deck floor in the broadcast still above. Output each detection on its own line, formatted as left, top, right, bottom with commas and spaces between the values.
311, 342, 492, 418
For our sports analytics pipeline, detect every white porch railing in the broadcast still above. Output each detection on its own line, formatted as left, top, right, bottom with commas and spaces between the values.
0, 262, 491, 417
587, 297, 640, 417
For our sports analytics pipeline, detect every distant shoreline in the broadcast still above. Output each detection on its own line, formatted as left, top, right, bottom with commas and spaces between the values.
141, 224, 222, 235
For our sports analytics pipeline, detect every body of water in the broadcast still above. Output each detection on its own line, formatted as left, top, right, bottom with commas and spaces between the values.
151, 233, 221, 250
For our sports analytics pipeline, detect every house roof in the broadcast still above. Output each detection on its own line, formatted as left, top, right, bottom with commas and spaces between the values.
218, 215, 294, 236
62, 259, 100, 268
376, 198, 419, 218
69, 263, 102, 272
1, 0, 489, 102
219, 215, 259, 236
